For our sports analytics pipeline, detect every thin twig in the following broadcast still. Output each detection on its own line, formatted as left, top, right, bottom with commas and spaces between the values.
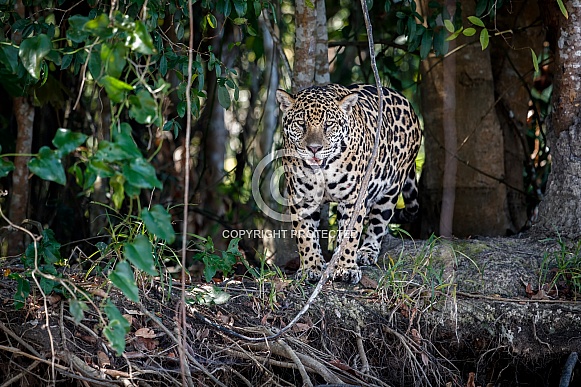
277, 339, 313, 387
355, 325, 370, 374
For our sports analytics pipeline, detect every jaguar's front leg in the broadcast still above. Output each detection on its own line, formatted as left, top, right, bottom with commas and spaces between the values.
291, 202, 325, 282
333, 201, 367, 284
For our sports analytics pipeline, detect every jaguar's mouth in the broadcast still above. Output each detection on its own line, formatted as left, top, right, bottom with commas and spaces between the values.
307, 157, 326, 168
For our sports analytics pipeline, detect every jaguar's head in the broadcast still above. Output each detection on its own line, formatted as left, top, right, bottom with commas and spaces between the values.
276, 86, 358, 167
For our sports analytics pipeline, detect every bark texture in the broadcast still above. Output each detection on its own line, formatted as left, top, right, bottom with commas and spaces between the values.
8, 97, 34, 255
292, 0, 317, 92
536, 1, 581, 238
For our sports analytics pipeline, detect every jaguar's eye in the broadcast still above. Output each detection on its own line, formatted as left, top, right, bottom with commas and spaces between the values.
325, 120, 335, 129
295, 120, 305, 127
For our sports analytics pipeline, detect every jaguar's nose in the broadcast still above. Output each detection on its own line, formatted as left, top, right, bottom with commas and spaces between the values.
307, 145, 322, 155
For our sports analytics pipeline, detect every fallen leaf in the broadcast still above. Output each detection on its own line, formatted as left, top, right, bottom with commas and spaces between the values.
466, 371, 476, 387
47, 294, 62, 306
97, 351, 110, 367
292, 322, 311, 332
216, 311, 234, 326
359, 274, 378, 289
135, 328, 156, 339
196, 328, 210, 340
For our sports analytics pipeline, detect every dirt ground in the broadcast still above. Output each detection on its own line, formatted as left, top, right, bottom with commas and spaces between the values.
1, 232, 580, 386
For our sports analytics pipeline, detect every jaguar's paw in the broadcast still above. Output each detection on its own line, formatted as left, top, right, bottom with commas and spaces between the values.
296, 262, 327, 283
333, 266, 362, 284
356, 248, 379, 266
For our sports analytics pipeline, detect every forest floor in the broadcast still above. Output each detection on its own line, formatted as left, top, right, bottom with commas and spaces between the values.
0, 232, 580, 387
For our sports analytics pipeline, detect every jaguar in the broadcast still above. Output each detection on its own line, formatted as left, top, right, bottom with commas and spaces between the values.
276, 83, 422, 284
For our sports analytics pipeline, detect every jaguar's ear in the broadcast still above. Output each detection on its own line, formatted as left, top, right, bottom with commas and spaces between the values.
338, 93, 358, 114
276, 89, 295, 112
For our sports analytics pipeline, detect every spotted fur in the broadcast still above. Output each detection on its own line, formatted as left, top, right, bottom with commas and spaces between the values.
276, 84, 422, 284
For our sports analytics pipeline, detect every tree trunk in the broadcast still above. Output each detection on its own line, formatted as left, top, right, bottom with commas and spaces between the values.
490, 0, 544, 234
419, 0, 511, 238
292, 0, 317, 92
536, 1, 581, 238
439, 2, 457, 238
272, 0, 330, 267
8, 97, 34, 256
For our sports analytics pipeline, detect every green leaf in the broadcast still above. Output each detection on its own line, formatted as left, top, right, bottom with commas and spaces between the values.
28, 146, 66, 185
52, 128, 88, 157
100, 75, 133, 103
66, 15, 90, 43
112, 123, 142, 158
69, 300, 88, 324
39, 228, 62, 265
103, 300, 130, 355
88, 47, 103, 81
128, 21, 155, 55
468, 16, 485, 27
444, 19, 455, 33
159, 55, 167, 76
206, 13, 217, 29
124, 235, 158, 276
14, 275, 30, 310
128, 89, 159, 125
141, 205, 175, 244
83, 14, 113, 39
0, 45, 20, 74
109, 260, 139, 302
19, 34, 52, 79
479, 28, 489, 50
0, 158, 15, 178
446, 27, 463, 41
556, 0, 568, 19
462, 27, 477, 37
122, 157, 162, 189
110, 173, 125, 209
531, 48, 539, 74
420, 29, 433, 59
217, 83, 231, 109
233, 0, 247, 16
101, 42, 127, 79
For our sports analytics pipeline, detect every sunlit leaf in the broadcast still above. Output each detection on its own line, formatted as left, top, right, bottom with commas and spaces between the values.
109, 261, 139, 302
124, 235, 157, 276
128, 21, 155, 54
101, 42, 127, 79
128, 89, 159, 125
468, 16, 485, 27
206, 13, 217, 29
531, 48, 539, 74
28, 146, 66, 185
19, 34, 51, 79
557, 0, 568, 19
110, 173, 125, 209
141, 205, 175, 244
83, 14, 113, 39
479, 28, 489, 50
100, 75, 133, 103
444, 19, 454, 33
462, 27, 477, 37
